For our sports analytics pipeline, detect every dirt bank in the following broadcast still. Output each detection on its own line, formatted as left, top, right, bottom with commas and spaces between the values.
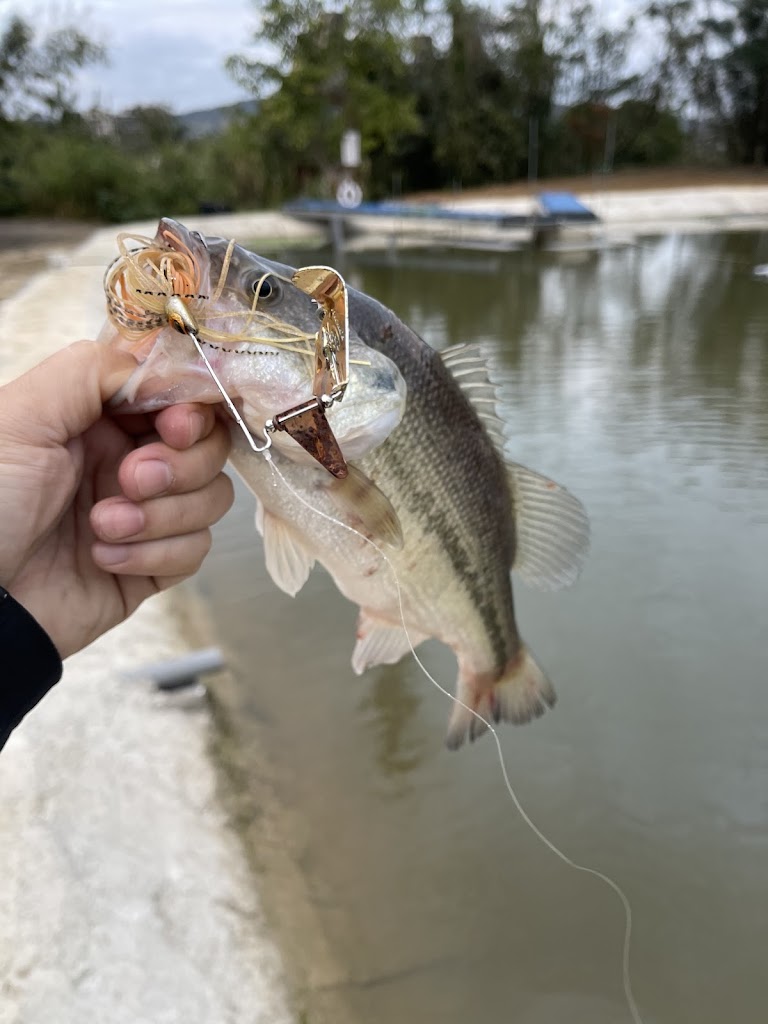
409, 165, 768, 202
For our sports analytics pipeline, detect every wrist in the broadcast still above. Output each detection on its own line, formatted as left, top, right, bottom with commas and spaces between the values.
0, 585, 63, 747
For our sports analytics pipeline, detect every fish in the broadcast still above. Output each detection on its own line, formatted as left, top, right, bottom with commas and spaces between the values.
102, 218, 589, 749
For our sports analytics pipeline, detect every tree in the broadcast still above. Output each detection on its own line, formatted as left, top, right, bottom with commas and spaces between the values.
116, 105, 184, 153
0, 13, 104, 121
417, 1, 530, 187
643, 1, 726, 160
716, 0, 768, 164
228, 1, 421, 200
553, 1, 638, 106
613, 98, 684, 165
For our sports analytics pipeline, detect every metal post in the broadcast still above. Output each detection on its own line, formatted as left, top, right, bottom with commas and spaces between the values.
603, 113, 617, 174
528, 117, 539, 183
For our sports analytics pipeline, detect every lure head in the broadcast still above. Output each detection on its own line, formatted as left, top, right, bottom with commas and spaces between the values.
102, 219, 407, 465
165, 294, 200, 336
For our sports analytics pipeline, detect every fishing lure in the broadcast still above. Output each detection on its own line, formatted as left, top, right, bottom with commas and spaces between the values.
105, 232, 352, 479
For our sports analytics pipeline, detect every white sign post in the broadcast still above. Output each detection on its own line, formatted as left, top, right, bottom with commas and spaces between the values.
340, 130, 361, 169
337, 130, 363, 208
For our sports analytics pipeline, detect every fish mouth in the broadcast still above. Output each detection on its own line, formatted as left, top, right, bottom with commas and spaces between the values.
154, 217, 209, 267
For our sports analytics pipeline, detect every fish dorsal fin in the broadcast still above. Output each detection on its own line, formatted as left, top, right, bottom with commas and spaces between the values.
439, 343, 506, 448
507, 463, 590, 591
256, 503, 315, 596
441, 344, 589, 590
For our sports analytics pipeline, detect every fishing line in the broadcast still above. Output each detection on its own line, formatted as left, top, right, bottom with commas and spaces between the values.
115, 233, 647, 1019
261, 450, 645, 1024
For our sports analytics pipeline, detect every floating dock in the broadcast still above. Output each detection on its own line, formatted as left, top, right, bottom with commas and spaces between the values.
283, 191, 600, 253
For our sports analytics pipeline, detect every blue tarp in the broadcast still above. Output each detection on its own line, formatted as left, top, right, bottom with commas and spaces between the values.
537, 191, 598, 220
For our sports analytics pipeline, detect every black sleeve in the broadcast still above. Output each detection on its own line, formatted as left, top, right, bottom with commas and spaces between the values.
0, 586, 63, 750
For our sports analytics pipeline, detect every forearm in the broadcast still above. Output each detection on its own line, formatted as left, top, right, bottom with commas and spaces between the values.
0, 586, 63, 749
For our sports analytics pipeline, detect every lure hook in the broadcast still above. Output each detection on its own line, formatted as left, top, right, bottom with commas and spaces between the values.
165, 296, 273, 455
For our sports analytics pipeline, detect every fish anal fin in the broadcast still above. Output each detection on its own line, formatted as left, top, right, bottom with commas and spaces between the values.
327, 463, 403, 549
260, 507, 315, 597
508, 462, 590, 591
445, 648, 556, 751
351, 610, 427, 674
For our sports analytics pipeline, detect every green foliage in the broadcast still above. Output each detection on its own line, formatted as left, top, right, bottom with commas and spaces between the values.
0, 13, 104, 120
719, 0, 768, 164
0, 117, 206, 221
614, 99, 684, 166
116, 106, 184, 153
225, 0, 683, 198
427, 4, 527, 186
229, 3, 421, 201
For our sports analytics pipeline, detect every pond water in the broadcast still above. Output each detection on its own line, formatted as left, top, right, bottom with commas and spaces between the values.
198, 232, 768, 1024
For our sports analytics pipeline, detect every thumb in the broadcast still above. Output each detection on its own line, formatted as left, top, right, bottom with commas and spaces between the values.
0, 341, 138, 446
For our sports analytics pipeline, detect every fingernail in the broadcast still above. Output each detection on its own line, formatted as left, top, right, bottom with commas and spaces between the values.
99, 502, 145, 540
134, 459, 173, 498
93, 543, 130, 567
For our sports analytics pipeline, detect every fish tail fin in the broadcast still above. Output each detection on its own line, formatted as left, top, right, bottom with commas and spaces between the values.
445, 647, 556, 751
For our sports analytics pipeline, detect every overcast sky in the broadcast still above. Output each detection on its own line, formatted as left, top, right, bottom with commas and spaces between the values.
2, 0, 260, 113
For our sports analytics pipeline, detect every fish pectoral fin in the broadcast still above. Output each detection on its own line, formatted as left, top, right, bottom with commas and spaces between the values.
259, 506, 315, 597
326, 463, 403, 550
351, 611, 427, 674
508, 463, 590, 591
445, 647, 556, 751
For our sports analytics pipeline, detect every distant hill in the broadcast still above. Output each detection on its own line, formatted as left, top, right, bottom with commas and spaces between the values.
176, 99, 259, 139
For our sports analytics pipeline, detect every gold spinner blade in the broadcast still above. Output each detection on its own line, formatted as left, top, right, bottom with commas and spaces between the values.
292, 266, 349, 402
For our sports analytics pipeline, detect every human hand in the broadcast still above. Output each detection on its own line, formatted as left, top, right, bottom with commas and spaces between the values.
0, 340, 233, 658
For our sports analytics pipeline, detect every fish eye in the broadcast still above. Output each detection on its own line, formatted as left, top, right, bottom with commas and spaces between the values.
248, 274, 279, 302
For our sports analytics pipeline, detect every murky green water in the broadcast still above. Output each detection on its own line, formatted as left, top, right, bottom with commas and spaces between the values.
199, 233, 768, 1024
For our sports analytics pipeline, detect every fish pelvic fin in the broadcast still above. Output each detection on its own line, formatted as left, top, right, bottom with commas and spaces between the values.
326, 463, 403, 549
256, 501, 315, 597
445, 647, 556, 751
351, 609, 428, 674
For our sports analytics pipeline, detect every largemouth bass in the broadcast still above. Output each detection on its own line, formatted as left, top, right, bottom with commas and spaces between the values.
103, 219, 589, 749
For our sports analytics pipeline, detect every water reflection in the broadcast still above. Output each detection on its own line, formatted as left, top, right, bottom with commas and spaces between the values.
358, 662, 427, 788
353, 234, 768, 497
202, 232, 768, 1024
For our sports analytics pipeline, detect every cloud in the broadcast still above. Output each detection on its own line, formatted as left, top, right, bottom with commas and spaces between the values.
5, 0, 262, 113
